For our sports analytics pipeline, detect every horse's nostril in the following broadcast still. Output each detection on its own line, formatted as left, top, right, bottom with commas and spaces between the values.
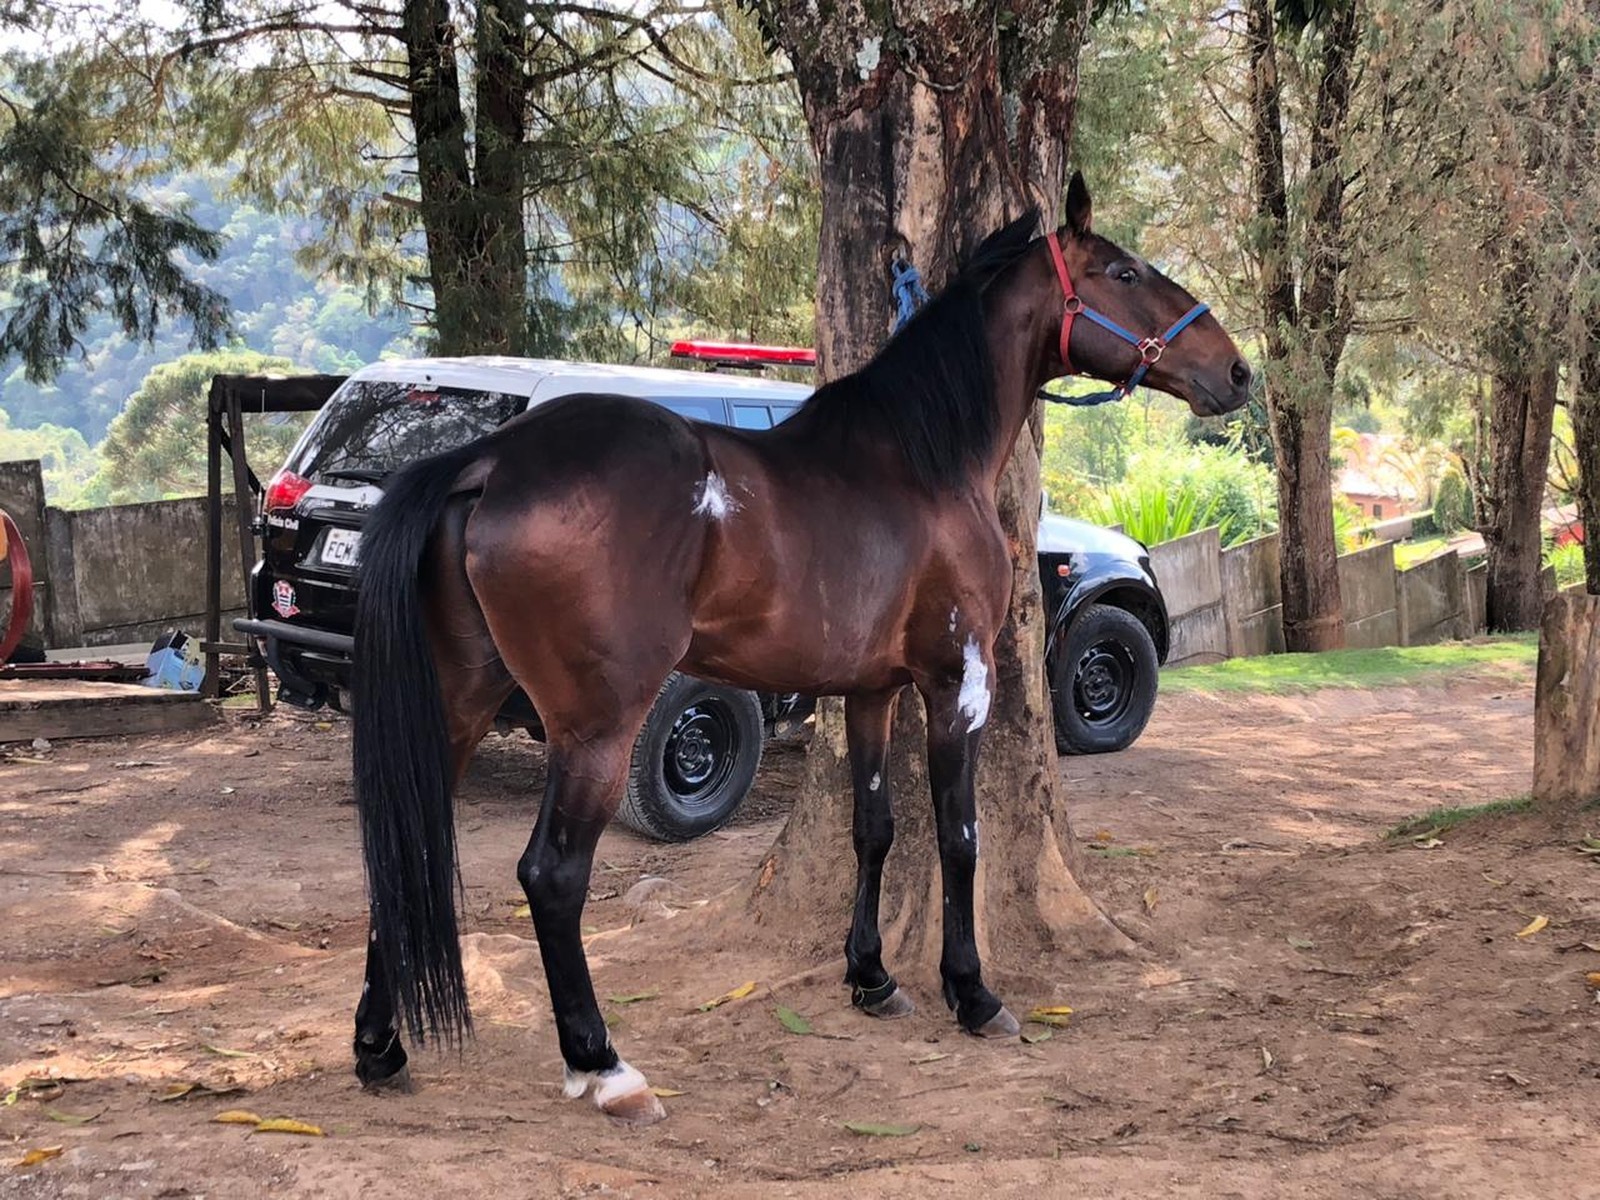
1230, 359, 1252, 389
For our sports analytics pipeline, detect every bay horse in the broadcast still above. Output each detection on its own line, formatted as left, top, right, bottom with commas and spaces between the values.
349, 172, 1251, 1125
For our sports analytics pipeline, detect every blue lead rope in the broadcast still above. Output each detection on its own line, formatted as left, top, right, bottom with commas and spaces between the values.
891, 257, 930, 333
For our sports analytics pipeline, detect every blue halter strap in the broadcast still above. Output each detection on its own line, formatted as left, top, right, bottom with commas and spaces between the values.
1044, 230, 1209, 407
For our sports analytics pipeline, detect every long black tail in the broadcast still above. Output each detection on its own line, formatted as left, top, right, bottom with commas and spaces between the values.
352, 441, 487, 1048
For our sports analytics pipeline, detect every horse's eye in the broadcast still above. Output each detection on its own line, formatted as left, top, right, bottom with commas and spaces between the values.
1114, 267, 1138, 285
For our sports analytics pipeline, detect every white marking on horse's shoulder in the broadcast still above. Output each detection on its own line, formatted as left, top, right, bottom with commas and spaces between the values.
693, 473, 739, 520
956, 635, 991, 732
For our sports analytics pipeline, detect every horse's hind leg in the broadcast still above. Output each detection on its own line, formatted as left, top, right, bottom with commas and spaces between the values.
844, 688, 915, 1018
354, 497, 515, 1089
517, 716, 665, 1125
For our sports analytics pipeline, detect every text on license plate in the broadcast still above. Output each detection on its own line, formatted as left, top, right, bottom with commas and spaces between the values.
321, 528, 362, 567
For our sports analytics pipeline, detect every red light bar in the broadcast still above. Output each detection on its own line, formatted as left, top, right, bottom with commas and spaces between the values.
670, 339, 816, 367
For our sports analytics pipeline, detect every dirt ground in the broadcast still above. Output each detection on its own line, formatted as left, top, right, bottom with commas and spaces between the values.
3, 664, 1598, 1198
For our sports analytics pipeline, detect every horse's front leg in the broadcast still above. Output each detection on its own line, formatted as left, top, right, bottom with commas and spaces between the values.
917, 642, 1019, 1038
519, 732, 665, 1126
844, 688, 915, 1018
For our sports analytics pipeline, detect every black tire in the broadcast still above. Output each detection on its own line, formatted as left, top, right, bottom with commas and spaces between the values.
1050, 603, 1159, 755
615, 672, 764, 842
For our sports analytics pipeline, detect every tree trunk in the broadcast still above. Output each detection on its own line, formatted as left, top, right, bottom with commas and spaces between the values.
1483, 358, 1558, 630
1574, 337, 1600, 595
1269, 369, 1345, 649
403, 0, 526, 356
1533, 592, 1600, 812
746, 0, 1130, 975
1246, 0, 1355, 652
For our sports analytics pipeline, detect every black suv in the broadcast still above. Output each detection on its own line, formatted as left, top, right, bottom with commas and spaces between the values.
236, 354, 1169, 841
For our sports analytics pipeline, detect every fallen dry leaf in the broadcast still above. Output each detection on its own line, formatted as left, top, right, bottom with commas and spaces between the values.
649, 1087, 686, 1098
511, 904, 531, 919
1021, 1029, 1052, 1045
843, 1121, 920, 1137
43, 1108, 99, 1125
1585, 972, 1600, 989
1516, 915, 1549, 938
12, 1147, 64, 1169
775, 1005, 812, 1035
910, 1052, 949, 1065
253, 1118, 324, 1137
697, 981, 757, 1011
606, 989, 659, 1005
1027, 1005, 1073, 1028
1143, 887, 1160, 915
211, 1110, 264, 1125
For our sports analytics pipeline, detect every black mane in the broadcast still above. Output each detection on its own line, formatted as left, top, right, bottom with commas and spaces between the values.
793, 207, 1042, 492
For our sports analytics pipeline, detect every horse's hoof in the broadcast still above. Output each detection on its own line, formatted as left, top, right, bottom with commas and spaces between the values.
568, 1061, 667, 1126
860, 986, 916, 1019
354, 1031, 410, 1091
971, 1005, 1020, 1039
360, 1063, 414, 1093
600, 1087, 667, 1127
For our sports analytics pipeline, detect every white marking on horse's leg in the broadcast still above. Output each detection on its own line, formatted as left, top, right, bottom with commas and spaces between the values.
956, 635, 991, 732
693, 473, 739, 520
948, 606, 959, 633
869, 772, 881, 792
592, 1061, 651, 1109
964, 820, 979, 854
562, 1065, 594, 1099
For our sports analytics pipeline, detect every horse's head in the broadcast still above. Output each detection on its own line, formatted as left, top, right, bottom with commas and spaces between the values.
1045, 172, 1251, 417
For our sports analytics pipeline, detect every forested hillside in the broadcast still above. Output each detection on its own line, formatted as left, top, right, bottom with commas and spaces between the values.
0, 167, 416, 443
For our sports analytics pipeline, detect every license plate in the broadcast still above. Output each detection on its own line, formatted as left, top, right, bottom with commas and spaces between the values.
320, 527, 362, 567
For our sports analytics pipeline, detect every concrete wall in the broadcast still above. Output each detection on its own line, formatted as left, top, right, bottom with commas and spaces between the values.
46, 496, 247, 648
1149, 526, 1228, 665
1337, 541, 1400, 648
1220, 533, 1284, 658
0, 459, 50, 648
1398, 551, 1468, 645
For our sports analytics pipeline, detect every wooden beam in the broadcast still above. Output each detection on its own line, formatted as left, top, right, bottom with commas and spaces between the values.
1, 681, 219, 743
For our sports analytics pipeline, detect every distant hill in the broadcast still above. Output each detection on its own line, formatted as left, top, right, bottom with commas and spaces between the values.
0, 168, 417, 443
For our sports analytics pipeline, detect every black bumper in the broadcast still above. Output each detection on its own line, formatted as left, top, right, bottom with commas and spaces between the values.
233, 617, 354, 655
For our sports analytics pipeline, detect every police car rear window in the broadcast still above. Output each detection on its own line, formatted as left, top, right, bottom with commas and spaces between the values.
289, 382, 527, 479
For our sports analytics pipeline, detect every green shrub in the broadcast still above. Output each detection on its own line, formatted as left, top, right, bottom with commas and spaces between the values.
1545, 539, 1587, 588
1432, 467, 1474, 534
1411, 509, 1440, 537
1086, 477, 1221, 546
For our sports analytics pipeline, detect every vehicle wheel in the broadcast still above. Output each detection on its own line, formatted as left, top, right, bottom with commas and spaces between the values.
616, 672, 764, 842
1050, 603, 1159, 755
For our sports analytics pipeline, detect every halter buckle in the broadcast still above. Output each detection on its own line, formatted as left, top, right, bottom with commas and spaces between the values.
1138, 337, 1165, 365
1062, 296, 1083, 315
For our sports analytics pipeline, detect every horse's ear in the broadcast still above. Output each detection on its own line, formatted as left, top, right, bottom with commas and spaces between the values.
1064, 171, 1092, 236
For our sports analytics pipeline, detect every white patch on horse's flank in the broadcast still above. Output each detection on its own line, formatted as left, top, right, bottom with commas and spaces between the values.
869, 772, 881, 792
956, 635, 991, 731
693, 473, 739, 520
563, 1060, 650, 1108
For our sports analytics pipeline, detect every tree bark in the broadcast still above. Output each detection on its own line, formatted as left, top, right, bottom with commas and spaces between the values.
1483, 357, 1559, 630
1246, 0, 1357, 652
745, 0, 1130, 974
1574, 337, 1600, 595
403, 0, 527, 355
1533, 592, 1600, 812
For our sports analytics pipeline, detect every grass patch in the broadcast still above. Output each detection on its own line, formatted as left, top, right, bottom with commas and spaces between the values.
1384, 794, 1533, 840
1393, 537, 1450, 569
1162, 635, 1538, 696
